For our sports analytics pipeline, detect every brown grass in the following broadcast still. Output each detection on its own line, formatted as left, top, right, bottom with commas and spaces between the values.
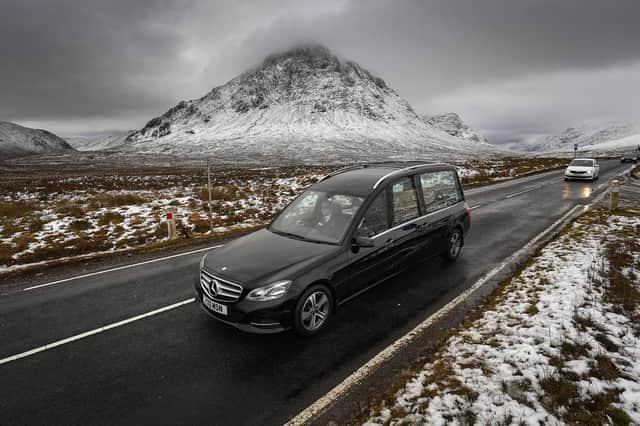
89, 193, 147, 208
602, 237, 640, 331
97, 212, 124, 226
187, 212, 210, 233
54, 201, 86, 218
0, 200, 39, 218
0, 243, 13, 266
68, 219, 92, 233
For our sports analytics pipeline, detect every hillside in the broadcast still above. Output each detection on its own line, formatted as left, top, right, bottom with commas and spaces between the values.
0, 121, 75, 159
424, 112, 490, 145
513, 121, 640, 153
124, 45, 499, 163
65, 131, 131, 151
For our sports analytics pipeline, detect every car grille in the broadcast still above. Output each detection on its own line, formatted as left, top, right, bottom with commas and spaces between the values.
200, 269, 243, 303
570, 170, 586, 174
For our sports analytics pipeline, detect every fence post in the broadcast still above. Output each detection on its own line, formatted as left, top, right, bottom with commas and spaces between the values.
609, 180, 620, 211
167, 208, 177, 240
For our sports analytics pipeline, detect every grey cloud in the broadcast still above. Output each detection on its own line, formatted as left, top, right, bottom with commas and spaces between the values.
1, 0, 639, 138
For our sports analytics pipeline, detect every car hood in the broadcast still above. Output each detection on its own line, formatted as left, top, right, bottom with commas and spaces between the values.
202, 228, 339, 289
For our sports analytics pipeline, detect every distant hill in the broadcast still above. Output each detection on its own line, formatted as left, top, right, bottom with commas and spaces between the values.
509, 121, 640, 153
424, 112, 490, 145
0, 121, 75, 159
65, 130, 131, 151
124, 45, 499, 163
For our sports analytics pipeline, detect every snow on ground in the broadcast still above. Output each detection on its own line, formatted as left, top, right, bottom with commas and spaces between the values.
365, 209, 640, 425
0, 169, 323, 270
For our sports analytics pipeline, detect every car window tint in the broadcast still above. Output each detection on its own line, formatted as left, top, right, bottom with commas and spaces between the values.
420, 171, 462, 213
357, 191, 389, 237
391, 177, 420, 226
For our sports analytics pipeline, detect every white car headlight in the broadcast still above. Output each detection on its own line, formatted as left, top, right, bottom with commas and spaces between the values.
246, 280, 292, 301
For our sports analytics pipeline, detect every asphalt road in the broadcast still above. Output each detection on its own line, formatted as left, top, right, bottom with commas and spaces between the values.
0, 160, 631, 425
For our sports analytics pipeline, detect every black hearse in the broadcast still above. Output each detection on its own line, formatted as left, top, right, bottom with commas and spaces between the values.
196, 163, 471, 335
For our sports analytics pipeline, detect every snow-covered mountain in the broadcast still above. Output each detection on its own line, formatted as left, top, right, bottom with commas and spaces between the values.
424, 112, 489, 145
124, 45, 499, 163
65, 130, 131, 151
0, 121, 75, 159
513, 121, 640, 153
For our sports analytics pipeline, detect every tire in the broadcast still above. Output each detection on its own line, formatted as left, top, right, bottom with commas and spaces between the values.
293, 284, 333, 336
442, 227, 463, 262
564, 177, 569, 181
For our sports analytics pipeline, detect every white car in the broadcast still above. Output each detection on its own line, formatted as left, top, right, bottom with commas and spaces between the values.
564, 158, 600, 181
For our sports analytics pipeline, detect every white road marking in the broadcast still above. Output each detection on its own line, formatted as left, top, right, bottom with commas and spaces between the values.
287, 204, 584, 426
470, 205, 481, 210
504, 185, 540, 199
0, 298, 195, 366
22, 245, 224, 292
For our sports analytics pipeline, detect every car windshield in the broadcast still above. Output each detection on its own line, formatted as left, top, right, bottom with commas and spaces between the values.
570, 159, 594, 167
269, 190, 364, 244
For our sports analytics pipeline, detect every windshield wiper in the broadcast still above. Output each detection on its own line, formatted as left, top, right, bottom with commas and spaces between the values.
270, 229, 335, 245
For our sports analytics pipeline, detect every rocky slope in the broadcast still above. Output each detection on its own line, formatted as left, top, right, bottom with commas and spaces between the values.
124, 45, 499, 163
0, 121, 75, 159
424, 112, 489, 145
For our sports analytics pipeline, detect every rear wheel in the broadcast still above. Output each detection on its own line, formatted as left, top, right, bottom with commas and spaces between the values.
293, 285, 333, 336
442, 227, 463, 262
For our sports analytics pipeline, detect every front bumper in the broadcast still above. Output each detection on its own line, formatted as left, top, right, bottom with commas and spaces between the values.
195, 277, 294, 334
564, 173, 593, 180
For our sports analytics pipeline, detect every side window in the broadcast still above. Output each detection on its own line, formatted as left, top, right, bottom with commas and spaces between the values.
420, 171, 462, 213
390, 177, 420, 226
357, 191, 389, 237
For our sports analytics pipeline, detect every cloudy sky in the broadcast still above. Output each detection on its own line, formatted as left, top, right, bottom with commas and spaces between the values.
1, 0, 639, 144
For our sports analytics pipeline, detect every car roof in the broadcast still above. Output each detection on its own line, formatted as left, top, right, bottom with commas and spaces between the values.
311, 162, 456, 196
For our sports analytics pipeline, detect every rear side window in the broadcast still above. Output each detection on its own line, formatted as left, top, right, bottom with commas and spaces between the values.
419, 170, 462, 213
357, 191, 389, 237
390, 177, 420, 226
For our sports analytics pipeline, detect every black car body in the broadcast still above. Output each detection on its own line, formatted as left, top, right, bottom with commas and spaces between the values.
196, 162, 471, 335
620, 153, 638, 163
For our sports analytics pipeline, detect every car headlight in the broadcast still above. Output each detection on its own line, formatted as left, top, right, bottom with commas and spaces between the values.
246, 280, 292, 301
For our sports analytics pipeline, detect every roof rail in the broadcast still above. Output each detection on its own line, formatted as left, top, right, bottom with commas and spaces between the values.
319, 164, 370, 182
372, 163, 441, 189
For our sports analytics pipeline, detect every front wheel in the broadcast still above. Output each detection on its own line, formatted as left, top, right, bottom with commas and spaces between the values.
442, 227, 463, 262
293, 285, 333, 336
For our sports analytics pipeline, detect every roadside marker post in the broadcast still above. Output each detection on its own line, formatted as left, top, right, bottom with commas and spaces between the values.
167, 208, 177, 239
609, 180, 620, 211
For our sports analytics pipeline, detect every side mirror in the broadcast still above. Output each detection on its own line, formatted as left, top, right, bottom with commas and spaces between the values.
353, 235, 375, 249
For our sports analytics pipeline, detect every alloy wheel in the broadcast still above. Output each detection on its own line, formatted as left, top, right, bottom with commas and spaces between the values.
449, 229, 462, 258
301, 291, 330, 331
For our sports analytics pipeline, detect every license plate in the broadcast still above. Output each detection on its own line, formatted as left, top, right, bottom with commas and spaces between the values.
202, 294, 228, 316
